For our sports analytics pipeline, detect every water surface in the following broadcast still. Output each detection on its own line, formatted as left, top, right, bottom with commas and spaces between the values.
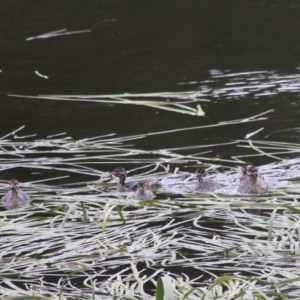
1, 1, 300, 165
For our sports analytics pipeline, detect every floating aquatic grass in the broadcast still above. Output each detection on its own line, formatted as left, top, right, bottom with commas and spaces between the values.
156, 276, 175, 300
179, 69, 300, 99
26, 28, 92, 41
0, 125, 300, 298
9, 92, 206, 116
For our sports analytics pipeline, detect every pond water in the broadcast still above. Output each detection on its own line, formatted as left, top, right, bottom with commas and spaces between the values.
1, 1, 300, 299
1, 1, 300, 153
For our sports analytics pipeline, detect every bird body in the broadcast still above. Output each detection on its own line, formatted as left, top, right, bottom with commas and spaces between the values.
238, 165, 268, 194
195, 168, 220, 192
2, 179, 31, 209
129, 184, 155, 200
111, 167, 159, 192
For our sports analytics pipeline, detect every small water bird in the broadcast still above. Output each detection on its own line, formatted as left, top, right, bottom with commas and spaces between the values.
238, 165, 268, 194
195, 168, 221, 192
2, 179, 31, 209
130, 183, 155, 200
111, 167, 160, 192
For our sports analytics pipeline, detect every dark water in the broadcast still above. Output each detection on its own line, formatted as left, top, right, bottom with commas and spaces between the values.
1, 1, 300, 156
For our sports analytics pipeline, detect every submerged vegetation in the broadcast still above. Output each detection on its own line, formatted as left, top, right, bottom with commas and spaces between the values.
1, 117, 300, 299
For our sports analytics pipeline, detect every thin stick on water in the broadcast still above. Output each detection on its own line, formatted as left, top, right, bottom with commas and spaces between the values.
0, 125, 26, 140
27, 175, 70, 185
245, 127, 264, 139
26, 28, 92, 41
